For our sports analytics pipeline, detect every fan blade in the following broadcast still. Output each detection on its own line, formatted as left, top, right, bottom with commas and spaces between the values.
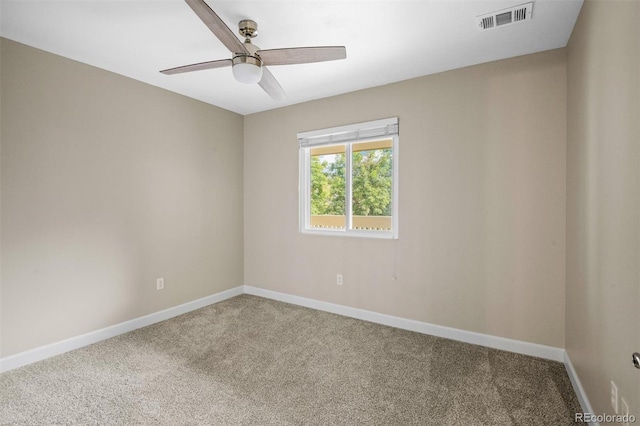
160, 59, 232, 75
257, 46, 346, 66
184, 0, 248, 54
258, 67, 286, 101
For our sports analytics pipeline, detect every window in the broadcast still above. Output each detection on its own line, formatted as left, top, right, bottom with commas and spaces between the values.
298, 117, 398, 238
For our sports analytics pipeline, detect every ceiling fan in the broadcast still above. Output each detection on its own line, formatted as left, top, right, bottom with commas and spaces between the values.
160, 0, 347, 100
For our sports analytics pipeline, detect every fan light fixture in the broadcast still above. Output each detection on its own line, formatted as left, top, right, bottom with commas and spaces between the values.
232, 56, 263, 84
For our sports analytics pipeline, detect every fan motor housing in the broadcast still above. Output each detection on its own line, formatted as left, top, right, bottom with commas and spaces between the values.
240, 40, 259, 56
232, 55, 262, 67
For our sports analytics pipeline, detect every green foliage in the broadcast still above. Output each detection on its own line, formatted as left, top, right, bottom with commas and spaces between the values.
310, 148, 392, 217
352, 149, 392, 216
310, 156, 330, 215
310, 153, 345, 215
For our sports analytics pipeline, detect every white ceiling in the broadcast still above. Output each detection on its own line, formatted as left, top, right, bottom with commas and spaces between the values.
0, 0, 583, 115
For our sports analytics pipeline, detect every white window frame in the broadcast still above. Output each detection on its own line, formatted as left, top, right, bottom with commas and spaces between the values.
298, 117, 399, 239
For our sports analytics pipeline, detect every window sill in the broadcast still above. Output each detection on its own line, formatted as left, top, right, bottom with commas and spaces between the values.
300, 228, 398, 240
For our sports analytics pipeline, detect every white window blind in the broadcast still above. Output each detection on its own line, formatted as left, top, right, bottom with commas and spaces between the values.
298, 117, 398, 148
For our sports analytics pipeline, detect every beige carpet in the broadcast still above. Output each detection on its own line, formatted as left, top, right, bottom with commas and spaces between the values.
0, 294, 583, 425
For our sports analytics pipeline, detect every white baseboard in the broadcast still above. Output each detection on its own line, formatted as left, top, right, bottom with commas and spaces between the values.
0, 284, 572, 379
1, 282, 597, 424
0, 286, 244, 373
243, 285, 565, 362
564, 351, 598, 425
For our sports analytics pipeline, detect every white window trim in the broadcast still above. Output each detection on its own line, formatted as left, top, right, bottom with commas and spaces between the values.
298, 117, 399, 239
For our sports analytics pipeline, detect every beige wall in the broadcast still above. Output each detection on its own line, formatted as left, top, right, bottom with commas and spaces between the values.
566, 0, 640, 418
0, 39, 244, 357
245, 49, 567, 348
0, 37, 3, 358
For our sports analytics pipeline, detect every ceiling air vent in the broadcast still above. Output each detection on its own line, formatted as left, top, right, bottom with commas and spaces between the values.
477, 2, 533, 30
